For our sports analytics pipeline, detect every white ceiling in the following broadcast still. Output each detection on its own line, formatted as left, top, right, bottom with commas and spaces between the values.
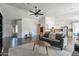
6, 3, 79, 23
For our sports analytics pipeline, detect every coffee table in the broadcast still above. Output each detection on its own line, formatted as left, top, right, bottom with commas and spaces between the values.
33, 40, 50, 55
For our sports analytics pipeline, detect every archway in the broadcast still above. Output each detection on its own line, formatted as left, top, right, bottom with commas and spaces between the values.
0, 12, 2, 54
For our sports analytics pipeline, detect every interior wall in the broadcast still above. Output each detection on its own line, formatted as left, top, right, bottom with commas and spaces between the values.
73, 22, 79, 33
0, 3, 32, 38
39, 16, 45, 27
22, 18, 37, 38
45, 16, 55, 30
39, 16, 55, 31
17, 19, 22, 38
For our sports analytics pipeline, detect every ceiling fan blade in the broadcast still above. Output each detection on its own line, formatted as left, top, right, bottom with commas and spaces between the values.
29, 6, 43, 17
36, 9, 41, 14
38, 13, 43, 15
29, 10, 35, 13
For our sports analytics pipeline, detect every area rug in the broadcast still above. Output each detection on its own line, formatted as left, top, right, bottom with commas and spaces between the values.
8, 42, 73, 56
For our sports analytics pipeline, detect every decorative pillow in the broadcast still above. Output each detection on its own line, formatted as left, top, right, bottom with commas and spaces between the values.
49, 32, 55, 40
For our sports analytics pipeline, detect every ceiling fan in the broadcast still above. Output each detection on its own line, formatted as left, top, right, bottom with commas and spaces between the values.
29, 6, 44, 17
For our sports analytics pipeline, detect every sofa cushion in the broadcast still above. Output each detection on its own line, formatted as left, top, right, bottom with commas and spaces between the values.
49, 32, 56, 41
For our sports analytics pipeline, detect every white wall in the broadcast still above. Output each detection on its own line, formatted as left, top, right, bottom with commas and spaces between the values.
39, 16, 45, 27
0, 3, 33, 38
17, 19, 22, 38
39, 16, 55, 31
45, 16, 55, 30
22, 18, 37, 38
73, 22, 79, 33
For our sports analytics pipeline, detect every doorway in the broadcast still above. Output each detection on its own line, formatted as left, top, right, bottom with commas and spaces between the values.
11, 19, 22, 48
12, 20, 18, 38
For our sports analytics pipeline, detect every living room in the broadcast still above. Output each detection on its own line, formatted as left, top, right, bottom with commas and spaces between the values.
0, 3, 79, 56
